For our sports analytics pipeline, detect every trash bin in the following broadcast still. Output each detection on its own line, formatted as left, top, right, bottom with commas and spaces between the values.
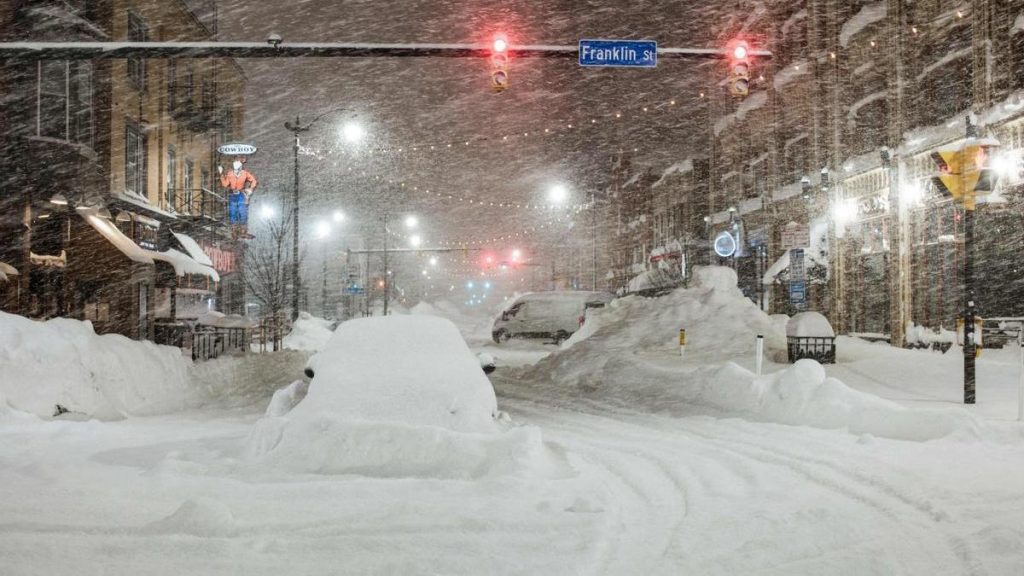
786, 311, 836, 364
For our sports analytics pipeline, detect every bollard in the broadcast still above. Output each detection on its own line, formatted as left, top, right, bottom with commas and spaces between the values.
679, 328, 686, 357
755, 334, 764, 376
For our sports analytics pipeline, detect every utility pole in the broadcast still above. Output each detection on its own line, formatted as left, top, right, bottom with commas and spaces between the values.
591, 190, 598, 290
963, 118, 978, 405
284, 115, 307, 322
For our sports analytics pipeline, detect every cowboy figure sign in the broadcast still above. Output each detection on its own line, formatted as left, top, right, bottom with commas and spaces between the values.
218, 154, 258, 237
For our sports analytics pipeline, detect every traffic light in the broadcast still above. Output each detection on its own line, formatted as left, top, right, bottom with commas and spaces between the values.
930, 140, 1001, 211
491, 35, 509, 92
728, 41, 750, 98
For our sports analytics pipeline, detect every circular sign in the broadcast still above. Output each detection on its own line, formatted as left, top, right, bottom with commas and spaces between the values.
714, 231, 737, 258
217, 143, 257, 155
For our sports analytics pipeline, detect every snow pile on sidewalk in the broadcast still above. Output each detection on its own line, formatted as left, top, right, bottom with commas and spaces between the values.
0, 311, 192, 418
249, 315, 544, 478
550, 266, 787, 374
282, 312, 334, 352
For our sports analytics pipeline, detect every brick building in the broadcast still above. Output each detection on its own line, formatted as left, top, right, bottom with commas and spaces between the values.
0, 0, 247, 343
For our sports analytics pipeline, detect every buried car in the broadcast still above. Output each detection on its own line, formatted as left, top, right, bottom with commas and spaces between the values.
492, 291, 615, 344
298, 315, 499, 433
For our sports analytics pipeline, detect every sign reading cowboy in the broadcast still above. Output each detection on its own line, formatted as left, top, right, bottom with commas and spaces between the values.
579, 39, 657, 68
217, 143, 258, 155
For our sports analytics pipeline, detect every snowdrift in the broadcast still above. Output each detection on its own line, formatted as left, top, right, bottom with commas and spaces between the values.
282, 312, 334, 352
546, 266, 788, 379
249, 315, 545, 478
0, 311, 192, 418
513, 267, 994, 442
190, 349, 310, 410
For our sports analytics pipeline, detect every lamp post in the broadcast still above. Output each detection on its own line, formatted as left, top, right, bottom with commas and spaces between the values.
283, 107, 351, 322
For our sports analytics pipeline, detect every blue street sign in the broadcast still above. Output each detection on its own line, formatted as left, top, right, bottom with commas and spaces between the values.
579, 39, 657, 68
343, 285, 365, 296
789, 280, 806, 307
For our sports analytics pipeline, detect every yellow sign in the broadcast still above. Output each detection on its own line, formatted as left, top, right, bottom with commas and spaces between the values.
679, 329, 686, 346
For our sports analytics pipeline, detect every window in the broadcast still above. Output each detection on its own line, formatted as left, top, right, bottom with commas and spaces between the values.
71, 62, 93, 147
183, 159, 194, 212
38, 61, 67, 139
127, 14, 148, 90
125, 121, 146, 196
167, 59, 177, 111
202, 77, 215, 114
166, 146, 177, 210
185, 60, 194, 103
37, 61, 93, 146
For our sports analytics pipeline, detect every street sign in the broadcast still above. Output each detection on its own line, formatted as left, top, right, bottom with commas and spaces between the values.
789, 280, 806, 308
579, 39, 657, 68
780, 222, 810, 250
789, 248, 806, 309
343, 285, 365, 296
218, 143, 257, 155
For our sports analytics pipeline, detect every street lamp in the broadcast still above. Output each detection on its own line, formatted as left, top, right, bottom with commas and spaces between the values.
284, 106, 352, 322
404, 215, 418, 229
259, 204, 275, 220
332, 210, 345, 223
549, 184, 569, 204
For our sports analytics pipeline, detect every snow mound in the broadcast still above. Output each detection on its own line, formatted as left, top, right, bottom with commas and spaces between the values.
250, 315, 545, 477
265, 379, 309, 417
0, 311, 192, 418
142, 498, 236, 537
532, 266, 788, 382
787, 311, 835, 338
283, 312, 334, 352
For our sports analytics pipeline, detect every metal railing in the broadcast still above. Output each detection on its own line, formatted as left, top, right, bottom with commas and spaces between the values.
169, 187, 227, 222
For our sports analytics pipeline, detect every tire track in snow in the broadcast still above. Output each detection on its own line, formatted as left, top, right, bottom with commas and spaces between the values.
504, 399, 984, 575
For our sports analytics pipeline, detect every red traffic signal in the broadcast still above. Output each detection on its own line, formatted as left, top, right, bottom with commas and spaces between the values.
728, 40, 751, 98
490, 34, 510, 92
493, 36, 508, 53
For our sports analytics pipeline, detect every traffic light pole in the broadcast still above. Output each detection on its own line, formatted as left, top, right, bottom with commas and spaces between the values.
964, 205, 976, 404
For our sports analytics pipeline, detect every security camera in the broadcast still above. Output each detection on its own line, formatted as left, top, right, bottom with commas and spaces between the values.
267, 33, 282, 47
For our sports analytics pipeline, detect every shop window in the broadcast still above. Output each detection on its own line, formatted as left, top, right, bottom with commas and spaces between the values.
134, 222, 158, 250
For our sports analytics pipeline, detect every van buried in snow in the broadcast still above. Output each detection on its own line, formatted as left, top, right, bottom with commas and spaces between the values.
492, 291, 615, 344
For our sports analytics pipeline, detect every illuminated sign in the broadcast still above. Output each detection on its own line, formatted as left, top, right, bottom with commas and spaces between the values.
217, 143, 257, 156
714, 231, 737, 258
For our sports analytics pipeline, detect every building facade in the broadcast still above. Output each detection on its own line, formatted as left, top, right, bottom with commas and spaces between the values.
602, 0, 1024, 346
0, 0, 247, 344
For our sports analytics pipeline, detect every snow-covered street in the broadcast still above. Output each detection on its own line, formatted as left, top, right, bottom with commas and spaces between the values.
3, 269, 1024, 575
2, 378, 1023, 575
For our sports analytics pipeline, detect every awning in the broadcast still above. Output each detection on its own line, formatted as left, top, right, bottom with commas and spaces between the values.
81, 209, 154, 264
171, 232, 214, 267
762, 251, 791, 285
146, 248, 220, 282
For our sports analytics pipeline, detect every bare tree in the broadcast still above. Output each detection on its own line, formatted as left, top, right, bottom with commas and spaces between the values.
243, 207, 299, 350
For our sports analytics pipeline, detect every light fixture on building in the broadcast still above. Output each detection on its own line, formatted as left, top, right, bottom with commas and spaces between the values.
115, 211, 132, 223
96, 207, 113, 219
49, 193, 68, 206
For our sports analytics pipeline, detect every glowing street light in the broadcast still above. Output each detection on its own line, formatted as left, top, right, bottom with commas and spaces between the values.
315, 220, 331, 239
409, 234, 422, 248
341, 122, 365, 144
405, 215, 419, 229
260, 204, 275, 220
511, 248, 522, 261
332, 210, 345, 223
549, 184, 569, 204
429, 256, 439, 266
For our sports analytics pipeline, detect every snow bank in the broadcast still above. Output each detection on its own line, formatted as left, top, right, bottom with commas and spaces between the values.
538, 266, 788, 375
190, 349, 309, 409
787, 312, 835, 338
250, 315, 544, 478
0, 311, 192, 418
142, 498, 236, 537
265, 379, 309, 417
511, 267, 992, 442
282, 312, 334, 352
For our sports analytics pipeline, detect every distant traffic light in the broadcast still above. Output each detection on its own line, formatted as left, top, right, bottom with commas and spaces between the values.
491, 35, 509, 92
728, 40, 751, 98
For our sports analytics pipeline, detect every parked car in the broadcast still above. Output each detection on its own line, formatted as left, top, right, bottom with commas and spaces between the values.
492, 291, 615, 344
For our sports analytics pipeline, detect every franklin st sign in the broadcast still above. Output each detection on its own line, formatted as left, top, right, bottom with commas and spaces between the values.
578, 39, 657, 68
